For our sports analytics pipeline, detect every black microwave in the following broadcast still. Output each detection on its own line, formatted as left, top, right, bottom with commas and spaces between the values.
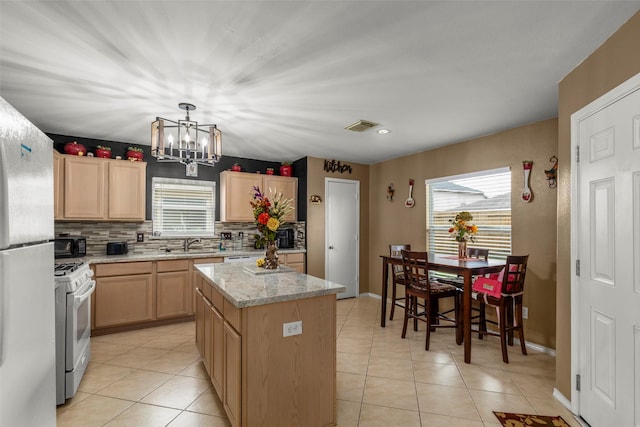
276, 228, 294, 249
54, 236, 87, 259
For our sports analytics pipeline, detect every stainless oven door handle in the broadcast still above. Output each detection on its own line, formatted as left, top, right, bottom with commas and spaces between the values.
74, 280, 96, 306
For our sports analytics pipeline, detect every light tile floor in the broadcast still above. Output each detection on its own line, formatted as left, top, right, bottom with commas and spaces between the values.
57, 296, 579, 426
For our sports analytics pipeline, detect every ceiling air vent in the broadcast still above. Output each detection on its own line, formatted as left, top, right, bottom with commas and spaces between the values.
344, 119, 378, 132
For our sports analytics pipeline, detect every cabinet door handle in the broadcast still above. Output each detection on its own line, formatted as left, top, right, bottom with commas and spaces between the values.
328, 246, 334, 249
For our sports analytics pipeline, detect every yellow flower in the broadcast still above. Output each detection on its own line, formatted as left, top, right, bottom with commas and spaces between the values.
256, 258, 265, 267
266, 217, 280, 232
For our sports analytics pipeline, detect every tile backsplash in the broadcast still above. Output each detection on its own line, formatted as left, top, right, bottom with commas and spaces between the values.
55, 221, 306, 256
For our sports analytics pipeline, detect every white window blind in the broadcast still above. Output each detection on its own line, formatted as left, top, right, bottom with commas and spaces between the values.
152, 177, 215, 238
426, 167, 511, 259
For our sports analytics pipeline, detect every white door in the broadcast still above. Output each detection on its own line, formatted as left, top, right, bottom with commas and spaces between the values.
572, 72, 640, 427
325, 178, 359, 299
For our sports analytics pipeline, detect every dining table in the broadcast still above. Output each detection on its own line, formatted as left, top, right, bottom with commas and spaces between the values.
380, 253, 505, 364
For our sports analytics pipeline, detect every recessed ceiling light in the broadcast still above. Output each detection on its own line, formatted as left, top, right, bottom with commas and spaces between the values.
377, 129, 390, 135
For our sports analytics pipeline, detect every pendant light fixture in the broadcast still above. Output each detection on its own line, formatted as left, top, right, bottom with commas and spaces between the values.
151, 103, 222, 168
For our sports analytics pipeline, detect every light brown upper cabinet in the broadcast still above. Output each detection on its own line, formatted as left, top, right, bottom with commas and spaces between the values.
219, 171, 297, 222
263, 175, 297, 222
108, 160, 146, 220
63, 155, 107, 219
60, 154, 146, 221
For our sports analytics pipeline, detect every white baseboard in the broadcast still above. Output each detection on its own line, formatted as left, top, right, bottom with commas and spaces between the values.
520, 339, 556, 357
553, 388, 572, 410
553, 389, 589, 427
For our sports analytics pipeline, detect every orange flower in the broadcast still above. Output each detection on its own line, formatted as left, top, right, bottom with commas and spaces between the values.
258, 212, 270, 225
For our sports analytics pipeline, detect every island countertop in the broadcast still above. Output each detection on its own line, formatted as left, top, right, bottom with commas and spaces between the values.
195, 262, 346, 308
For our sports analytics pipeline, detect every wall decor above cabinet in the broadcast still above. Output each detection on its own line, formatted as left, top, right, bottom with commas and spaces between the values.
324, 159, 352, 174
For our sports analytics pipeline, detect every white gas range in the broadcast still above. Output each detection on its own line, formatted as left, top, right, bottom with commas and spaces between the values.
54, 261, 95, 405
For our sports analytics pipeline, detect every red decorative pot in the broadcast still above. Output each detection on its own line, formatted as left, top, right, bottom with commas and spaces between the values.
127, 150, 143, 161
64, 141, 87, 156
95, 148, 111, 158
231, 164, 242, 172
280, 164, 292, 177
266, 168, 274, 175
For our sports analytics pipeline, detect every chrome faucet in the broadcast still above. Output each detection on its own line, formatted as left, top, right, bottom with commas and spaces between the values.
183, 238, 202, 252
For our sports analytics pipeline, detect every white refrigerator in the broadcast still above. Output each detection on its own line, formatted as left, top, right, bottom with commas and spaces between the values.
0, 97, 56, 426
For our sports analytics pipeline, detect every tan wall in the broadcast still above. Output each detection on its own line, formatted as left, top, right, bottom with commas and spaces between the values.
306, 157, 370, 293
368, 119, 558, 348
556, 11, 640, 399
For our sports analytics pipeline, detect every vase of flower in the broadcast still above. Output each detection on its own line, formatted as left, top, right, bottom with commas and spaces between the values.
458, 241, 468, 259
264, 241, 279, 269
448, 211, 478, 259
250, 186, 294, 269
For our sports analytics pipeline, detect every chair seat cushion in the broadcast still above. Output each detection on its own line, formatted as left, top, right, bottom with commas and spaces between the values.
472, 277, 502, 298
429, 281, 459, 294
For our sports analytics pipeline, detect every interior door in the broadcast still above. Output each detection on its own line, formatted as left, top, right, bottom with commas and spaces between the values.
325, 178, 359, 299
574, 73, 640, 426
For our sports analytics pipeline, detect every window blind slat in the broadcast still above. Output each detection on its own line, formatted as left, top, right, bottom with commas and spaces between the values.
426, 169, 511, 259
152, 177, 216, 238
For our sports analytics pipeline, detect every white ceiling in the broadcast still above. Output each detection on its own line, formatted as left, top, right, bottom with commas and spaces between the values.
1, 1, 638, 165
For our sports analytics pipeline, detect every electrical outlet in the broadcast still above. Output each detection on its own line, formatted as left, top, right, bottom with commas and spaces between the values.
136, 232, 144, 242
522, 306, 529, 319
238, 232, 244, 239
283, 320, 302, 337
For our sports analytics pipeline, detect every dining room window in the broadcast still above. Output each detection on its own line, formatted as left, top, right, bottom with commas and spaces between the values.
425, 167, 511, 259
152, 177, 216, 238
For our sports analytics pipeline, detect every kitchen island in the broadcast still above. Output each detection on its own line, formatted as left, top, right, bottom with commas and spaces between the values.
194, 262, 345, 427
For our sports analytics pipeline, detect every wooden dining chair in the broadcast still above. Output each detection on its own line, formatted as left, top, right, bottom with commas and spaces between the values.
467, 247, 489, 261
400, 250, 461, 350
389, 244, 411, 320
438, 247, 490, 333
472, 255, 529, 363
467, 247, 490, 337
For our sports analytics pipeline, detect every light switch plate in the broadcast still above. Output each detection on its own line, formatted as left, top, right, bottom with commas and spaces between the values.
283, 320, 302, 337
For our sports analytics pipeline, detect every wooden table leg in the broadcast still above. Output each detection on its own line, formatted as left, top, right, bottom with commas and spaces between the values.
381, 259, 389, 327
462, 270, 472, 363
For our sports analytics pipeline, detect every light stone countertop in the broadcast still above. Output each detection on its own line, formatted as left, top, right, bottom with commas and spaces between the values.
80, 248, 306, 264
195, 262, 346, 308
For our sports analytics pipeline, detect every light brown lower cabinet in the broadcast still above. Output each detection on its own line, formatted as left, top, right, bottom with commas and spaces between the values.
281, 252, 305, 273
157, 259, 191, 319
195, 270, 336, 427
94, 273, 154, 328
211, 305, 224, 396
93, 261, 154, 329
223, 321, 241, 427
92, 257, 222, 334
195, 289, 205, 358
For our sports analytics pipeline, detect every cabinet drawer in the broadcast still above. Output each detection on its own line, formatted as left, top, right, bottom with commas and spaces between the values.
201, 279, 213, 302
286, 253, 304, 263
157, 259, 189, 272
95, 261, 153, 277
224, 299, 241, 332
210, 285, 224, 313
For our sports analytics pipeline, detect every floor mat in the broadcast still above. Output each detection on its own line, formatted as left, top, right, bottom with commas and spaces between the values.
493, 412, 571, 426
